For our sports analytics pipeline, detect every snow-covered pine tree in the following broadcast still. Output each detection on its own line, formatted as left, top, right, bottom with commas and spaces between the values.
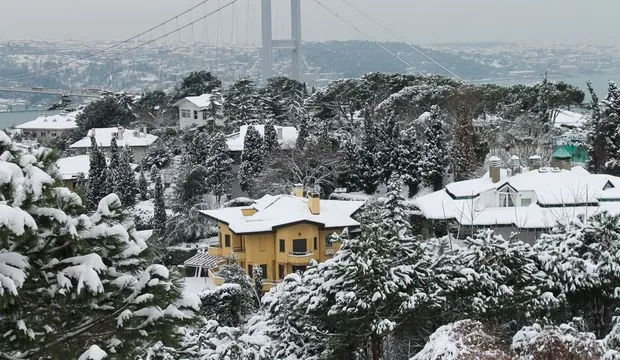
185, 129, 211, 166
204, 132, 233, 203
0, 132, 197, 359
295, 114, 310, 150
109, 135, 120, 170
205, 92, 223, 131
357, 115, 381, 194
87, 136, 108, 209
398, 126, 422, 197
420, 105, 448, 191
239, 125, 264, 196
262, 121, 279, 154
111, 147, 137, 207
376, 116, 401, 183
301, 178, 438, 359
587, 81, 620, 176
449, 229, 561, 336
138, 169, 148, 201
586, 81, 606, 173
535, 213, 620, 338
451, 103, 478, 182
223, 78, 262, 131
152, 165, 167, 232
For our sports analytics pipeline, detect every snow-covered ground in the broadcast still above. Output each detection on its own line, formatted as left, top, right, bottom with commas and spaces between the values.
183, 277, 215, 297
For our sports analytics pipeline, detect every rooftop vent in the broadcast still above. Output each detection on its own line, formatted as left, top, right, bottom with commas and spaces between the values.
489, 156, 501, 183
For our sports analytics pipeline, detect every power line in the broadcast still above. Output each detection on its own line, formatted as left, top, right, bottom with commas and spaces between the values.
3, 0, 222, 83
339, 0, 463, 80
311, 0, 420, 74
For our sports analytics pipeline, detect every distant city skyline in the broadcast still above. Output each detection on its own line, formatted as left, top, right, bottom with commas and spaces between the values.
1, 0, 620, 46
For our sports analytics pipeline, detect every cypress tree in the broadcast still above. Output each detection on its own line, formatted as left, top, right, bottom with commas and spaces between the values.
451, 103, 478, 182
357, 115, 381, 194
139, 169, 148, 201
398, 126, 422, 197
87, 136, 108, 208
420, 105, 448, 191
587, 81, 620, 175
296, 115, 309, 150
263, 121, 279, 154
204, 132, 234, 203
239, 126, 264, 196
113, 147, 137, 207
152, 165, 167, 231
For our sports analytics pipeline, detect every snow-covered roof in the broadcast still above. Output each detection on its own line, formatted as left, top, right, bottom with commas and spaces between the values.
201, 194, 365, 234
226, 125, 298, 152
414, 167, 620, 229
55, 155, 138, 180
184, 252, 222, 268
56, 155, 90, 180
70, 127, 158, 149
553, 109, 589, 128
172, 94, 221, 109
15, 111, 80, 130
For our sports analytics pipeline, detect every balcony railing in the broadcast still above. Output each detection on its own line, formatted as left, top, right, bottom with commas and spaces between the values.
289, 251, 313, 256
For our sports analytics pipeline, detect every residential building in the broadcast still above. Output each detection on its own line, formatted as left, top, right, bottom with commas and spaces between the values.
226, 124, 298, 164
69, 126, 157, 163
55, 154, 138, 189
55, 155, 90, 189
172, 93, 223, 129
414, 156, 620, 242
15, 111, 79, 141
201, 189, 365, 290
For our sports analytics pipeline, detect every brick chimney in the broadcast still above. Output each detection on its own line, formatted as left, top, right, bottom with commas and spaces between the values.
292, 183, 304, 197
308, 192, 320, 215
510, 155, 521, 175
117, 126, 124, 140
489, 156, 501, 183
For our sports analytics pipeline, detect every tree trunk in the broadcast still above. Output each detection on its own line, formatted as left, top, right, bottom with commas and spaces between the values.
371, 334, 382, 360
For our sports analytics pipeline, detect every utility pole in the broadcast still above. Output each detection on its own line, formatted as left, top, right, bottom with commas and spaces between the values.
261, 0, 302, 83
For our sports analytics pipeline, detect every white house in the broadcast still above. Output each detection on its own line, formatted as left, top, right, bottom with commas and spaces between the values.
55, 155, 90, 189
172, 94, 223, 129
226, 124, 298, 162
414, 156, 620, 242
15, 111, 80, 141
70, 126, 158, 163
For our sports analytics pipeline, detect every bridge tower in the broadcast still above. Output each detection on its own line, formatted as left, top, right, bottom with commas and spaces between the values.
261, 0, 302, 83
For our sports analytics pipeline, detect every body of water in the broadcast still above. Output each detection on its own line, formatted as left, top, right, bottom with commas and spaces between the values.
0, 110, 61, 130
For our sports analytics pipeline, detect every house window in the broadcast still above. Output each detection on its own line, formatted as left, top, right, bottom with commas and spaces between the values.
181, 109, 191, 118
193, 110, 198, 119
313, 237, 317, 250
202, 110, 208, 120
325, 235, 332, 247
278, 264, 285, 279
521, 198, 532, 206
292, 239, 307, 255
225, 234, 231, 247
498, 186, 517, 207
279, 239, 285, 253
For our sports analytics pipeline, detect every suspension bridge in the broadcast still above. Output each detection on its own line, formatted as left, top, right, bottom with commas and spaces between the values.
0, 0, 462, 97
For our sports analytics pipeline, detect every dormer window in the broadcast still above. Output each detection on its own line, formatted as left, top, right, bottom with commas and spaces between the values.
498, 185, 517, 207
604, 181, 616, 190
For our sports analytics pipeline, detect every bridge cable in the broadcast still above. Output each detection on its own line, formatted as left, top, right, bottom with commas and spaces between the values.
339, 0, 463, 80
4, 0, 216, 82
5, 0, 239, 84
311, 0, 420, 74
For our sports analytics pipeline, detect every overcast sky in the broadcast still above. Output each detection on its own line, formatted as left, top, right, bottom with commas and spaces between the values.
1, 0, 619, 46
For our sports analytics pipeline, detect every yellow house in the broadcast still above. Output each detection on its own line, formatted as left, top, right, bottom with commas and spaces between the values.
201, 191, 365, 289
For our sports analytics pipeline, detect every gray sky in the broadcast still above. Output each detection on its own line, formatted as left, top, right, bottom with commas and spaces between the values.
1, 0, 619, 46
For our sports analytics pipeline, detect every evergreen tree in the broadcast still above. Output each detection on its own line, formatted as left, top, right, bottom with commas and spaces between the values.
420, 105, 448, 191
239, 126, 264, 196
205, 92, 223, 130
398, 126, 422, 197
87, 136, 108, 208
152, 165, 167, 232
0, 132, 196, 359
223, 78, 262, 131
114, 147, 137, 207
295, 114, 309, 150
138, 169, 148, 201
75, 95, 135, 136
587, 81, 620, 175
376, 116, 401, 183
108, 136, 120, 172
262, 121, 279, 154
535, 213, 620, 338
172, 70, 222, 102
204, 132, 233, 202
185, 129, 211, 166
451, 103, 478, 181
357, 115, 381, 194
